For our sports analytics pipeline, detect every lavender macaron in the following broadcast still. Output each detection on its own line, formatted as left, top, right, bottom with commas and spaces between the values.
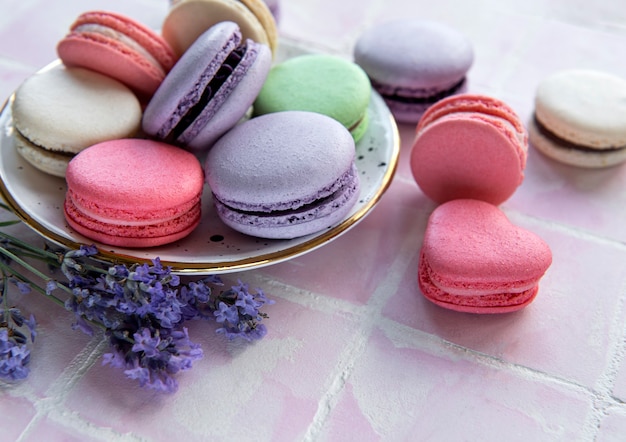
205, 111, 360, 239
354, 19, 473, 124
142, 21, 271, 152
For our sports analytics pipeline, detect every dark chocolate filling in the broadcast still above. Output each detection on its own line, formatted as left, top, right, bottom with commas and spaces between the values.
165, 45, 247, 144
533, 115, 626, 153
14, 127, 75, 157
373, 77, 466, 105
215, 167, 357, 219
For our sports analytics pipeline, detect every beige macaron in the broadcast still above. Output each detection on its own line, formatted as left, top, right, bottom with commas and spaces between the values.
162, 0, 278, 57
11, 65, 142, 177
529, 69, 626, 168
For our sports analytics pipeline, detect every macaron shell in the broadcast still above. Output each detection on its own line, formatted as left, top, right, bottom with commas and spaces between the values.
66, 139, 203, 212
383, 80, 468, 124
142, 22, 272, 151
162, 0, 277, 57
206, 111, 356, 209
411, 114, 525, 204
70, 11, 177, 69
143, 22, 241, 139
13, 131, 71, 178
417, 93, 526, 141
64, 139, 204, 247
57, 11, 176, 100
213, 165, 360, 239
353, 19, 473, 90
418, 254, 539, 314
64, 197, 201, 248
253, 54, 371, 142
534, 69, 626, 148
528, 117, 626, 168
11, 66, 141, 154
418, 199, 552, 313
181, 41, 271, 149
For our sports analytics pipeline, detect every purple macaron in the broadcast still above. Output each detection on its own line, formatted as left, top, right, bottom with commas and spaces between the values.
142, 21, 271, 152
205, 111, 360, 239
354, 19, 473, 124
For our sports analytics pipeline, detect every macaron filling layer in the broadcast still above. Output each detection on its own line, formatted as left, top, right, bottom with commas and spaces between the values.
164, 43, 249, 144
420, 253, 539, 297
373, 77, 466, 105
418, 254, 538, 311
72, 23, 166, 76
66, 188, 201, 226
533, 115, 626, 153
214, 164, 359, 226
64, 195, 201, 239
13, 129, 74, 157
156, 34, 260, 146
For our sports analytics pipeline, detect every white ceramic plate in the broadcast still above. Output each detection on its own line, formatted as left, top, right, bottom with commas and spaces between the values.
0, 39, 399, 274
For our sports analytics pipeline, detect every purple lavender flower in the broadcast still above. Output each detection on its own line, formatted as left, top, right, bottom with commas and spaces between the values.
214, 301, 240, 324
132, 327, 162, 358
0, 226, 274, 391
0, 326, 32, 381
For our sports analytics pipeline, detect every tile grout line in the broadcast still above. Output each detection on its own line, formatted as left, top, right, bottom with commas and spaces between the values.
16, 336, 113, 442
379, 315, 613, 405
257, 246, 626, 438
506, 208, 626, 251
581, 277, 626, 438
301, 222, 423, 441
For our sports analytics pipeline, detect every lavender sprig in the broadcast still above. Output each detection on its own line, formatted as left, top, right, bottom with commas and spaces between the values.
0, 205, 273, 392
0, 271, 37, 381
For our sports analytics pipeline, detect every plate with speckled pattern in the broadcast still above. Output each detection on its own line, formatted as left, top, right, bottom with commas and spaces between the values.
0, 38, 400, 274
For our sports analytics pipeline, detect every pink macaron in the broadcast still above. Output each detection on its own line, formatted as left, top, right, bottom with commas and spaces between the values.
419, 199, 552, 314
64, 139, 204, 248
205, 111, 360, 239
57, 10, 177, 101
142, 21, 271, 153
410, 93, 528, 205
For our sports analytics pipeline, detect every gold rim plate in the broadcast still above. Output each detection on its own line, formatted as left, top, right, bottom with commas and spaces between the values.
0, 38, 400, 275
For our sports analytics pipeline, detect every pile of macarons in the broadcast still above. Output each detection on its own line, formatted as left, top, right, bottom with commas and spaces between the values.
11, 2, 623, 314
355, 18, 626, 314
408, 92, 553, 314
10, 0, 381, 248
350, 19, 556, 314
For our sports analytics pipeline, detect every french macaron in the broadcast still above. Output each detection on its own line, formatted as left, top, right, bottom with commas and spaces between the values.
162, 0, 277, 57
11, 66, 142, 178
529, 69, 626, 168
57, 10, 177, 101
419, 199, 552, 314
142, 21, 271, 153
253, 54, 372, 143
354, 19, 474, 124
64, 139, 204, 248
410, 93, 527, 205
205, 111, 360, 239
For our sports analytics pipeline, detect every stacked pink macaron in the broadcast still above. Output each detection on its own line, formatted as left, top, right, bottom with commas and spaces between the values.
408, 93, 552, 314
64, 140, 204, 248
57, 10, 178, 102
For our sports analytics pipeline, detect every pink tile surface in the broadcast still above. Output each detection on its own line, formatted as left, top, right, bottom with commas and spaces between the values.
322, 328, 595, 440
1, 0, 626, 440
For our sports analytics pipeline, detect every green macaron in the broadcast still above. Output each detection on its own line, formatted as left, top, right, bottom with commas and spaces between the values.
253, 54, 371, 142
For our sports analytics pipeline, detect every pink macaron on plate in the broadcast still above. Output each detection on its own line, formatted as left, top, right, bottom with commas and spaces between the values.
0, 39, 399, 274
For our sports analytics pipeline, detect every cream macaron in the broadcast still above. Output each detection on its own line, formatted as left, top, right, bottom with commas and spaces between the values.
11, 66, 142, 177
529, 69, 626, 168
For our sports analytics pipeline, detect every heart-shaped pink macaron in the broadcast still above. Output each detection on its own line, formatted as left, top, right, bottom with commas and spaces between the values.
418, 199, 552, 313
